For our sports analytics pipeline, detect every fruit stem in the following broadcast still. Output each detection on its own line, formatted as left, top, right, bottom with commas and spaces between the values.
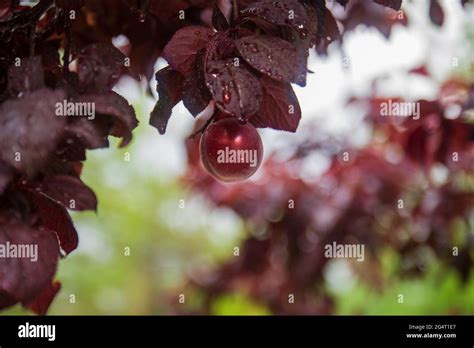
189, 113, 216, 139
28, 25, 35, 57
231, 0, 239, 25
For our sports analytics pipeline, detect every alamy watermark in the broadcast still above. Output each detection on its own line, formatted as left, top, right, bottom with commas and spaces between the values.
55, 99, 95, 120
18, 322, 55, 342
0, 242, 38, 262
380, 99, 420, 120
217, 147, 258, 167
324, 241, 365, 262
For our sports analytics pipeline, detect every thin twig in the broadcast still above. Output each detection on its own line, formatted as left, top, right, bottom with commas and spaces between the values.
63, 13, 71, 76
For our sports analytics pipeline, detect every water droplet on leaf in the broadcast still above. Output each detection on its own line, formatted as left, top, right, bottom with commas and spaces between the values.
223, 90, 231, 104
299, 29, 308, 39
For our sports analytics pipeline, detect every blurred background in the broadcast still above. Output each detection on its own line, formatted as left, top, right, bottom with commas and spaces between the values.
4, 0, 474, 315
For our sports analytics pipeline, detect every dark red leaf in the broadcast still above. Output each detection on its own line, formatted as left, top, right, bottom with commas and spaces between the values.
429, 0, 444, 26
0, 289, 16, 310
240, 15, 281, 36
241, 0, 310, 38
148, 0, 207, 22
205, 31, 238, 62
436, 120, 472, 169
162, 26, 215, 75
127, 43, 161, 83
64, 118, 110, 150
402, 101, 446, 168
315, 7, 341, 55
336, 0, 350, 8
298, 3, 318, 50
40, 156, 83, 178
0, 218, 59, 310
235, 35, 307, 87
76, 91, 138, 147
0, 162, 14, 195
36, 175, 97, 211
0, 0, 12, 20
7, 56, 44, 96
405, 119, 441, 169
56, 137, 87, 162
24, 281, 61, 315
250, 76, 301, 132
26, 190, 79, 255
182, 51, 212, 117
205, 59, 262, 121
150, 67, 185, 134
373, 0, 403, 10
0, 88, 66, 177
55, 0, 84, 11
343, 1, 407, 39
76, 43, 126, 93
212, 3, 229, 31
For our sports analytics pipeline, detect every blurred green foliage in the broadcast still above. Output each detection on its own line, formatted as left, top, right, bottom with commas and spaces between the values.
336, 269, 474, 315
333, 250, 474, 315
211, 293, 271, 315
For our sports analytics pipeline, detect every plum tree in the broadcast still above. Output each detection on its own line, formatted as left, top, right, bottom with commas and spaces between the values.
0, 0, 471, 316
